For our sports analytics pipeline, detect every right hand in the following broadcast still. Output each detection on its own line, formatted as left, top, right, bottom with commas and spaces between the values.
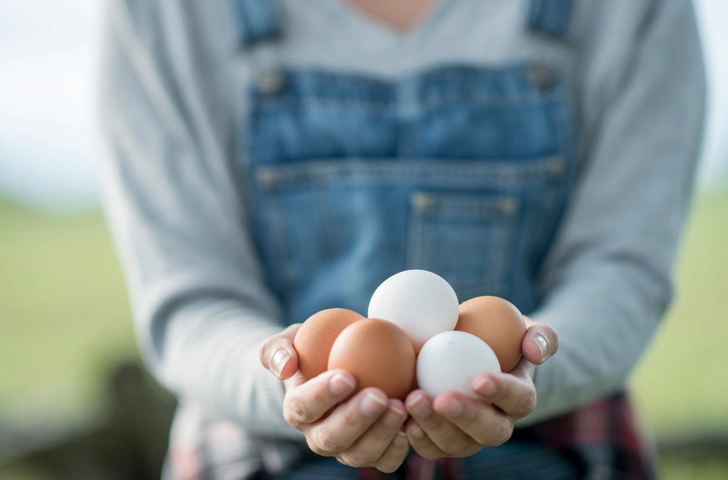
259, 324, 410, 473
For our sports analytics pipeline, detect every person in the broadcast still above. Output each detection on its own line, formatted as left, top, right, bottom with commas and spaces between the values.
99, 0, 705, 478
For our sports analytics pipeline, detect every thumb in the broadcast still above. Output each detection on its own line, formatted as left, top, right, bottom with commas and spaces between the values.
521, 317, 559, 365
259, 323, 301, 379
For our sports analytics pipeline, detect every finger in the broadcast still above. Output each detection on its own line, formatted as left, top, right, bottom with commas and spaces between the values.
470, 363, 536, 418
283, 369, 356, 429
374, 431, 410, 473
508, 357, 536, 383
405, 418, 458, 460
337, 399, 408, 467
282, 370, 308, 392
521, 322, 558, 365
307, 388, 389, 455
405, 391, 474, 457
259, 323, 301, 379
405, 418, 449, 460
432, 391, 513, 447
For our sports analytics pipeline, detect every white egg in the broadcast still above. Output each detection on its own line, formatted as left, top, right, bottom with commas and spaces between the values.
417, 331, 501, 398
368, 269, 459, 350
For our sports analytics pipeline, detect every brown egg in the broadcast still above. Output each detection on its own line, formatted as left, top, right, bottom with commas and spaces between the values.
455, 296, 527, 372
328, 319, 416, 400
293, 308, 364, 380
410, 353, 420, 391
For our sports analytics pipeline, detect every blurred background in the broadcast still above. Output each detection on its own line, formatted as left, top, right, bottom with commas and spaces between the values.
1, 1, 726, 479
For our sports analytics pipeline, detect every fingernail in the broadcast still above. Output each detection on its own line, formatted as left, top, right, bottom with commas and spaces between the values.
411, 425, 424, 439
393, 431, 407, 447
329, 372, 355, 396
406, 392, 432, 418
382, 404, 405, 428
443, 398, 463, 417
472, 377, 497, 397
271, 349, 290, 377
534, 333, 550, 360
361, 392, 388, 417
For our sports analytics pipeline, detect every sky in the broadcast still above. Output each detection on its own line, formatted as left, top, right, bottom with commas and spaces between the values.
0, 0, 103, 209
0, 0, 727, 211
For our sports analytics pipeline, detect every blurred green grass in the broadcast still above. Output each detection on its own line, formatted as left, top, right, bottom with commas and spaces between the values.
630, 191, 728, 435
1, 192, 727, 479
0, 201, 137, 421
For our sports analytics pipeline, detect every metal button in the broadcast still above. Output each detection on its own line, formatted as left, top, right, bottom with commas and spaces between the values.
255, 70, 285, 95
528, 65, 556, 90
411, 192, 435, 210
258, 168, 279, 189
497, 197, 519, 216
548, 157, 565, 177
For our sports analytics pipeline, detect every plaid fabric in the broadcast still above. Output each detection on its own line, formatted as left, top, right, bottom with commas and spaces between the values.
164, 389, 655, 480
511, 390, 657, 480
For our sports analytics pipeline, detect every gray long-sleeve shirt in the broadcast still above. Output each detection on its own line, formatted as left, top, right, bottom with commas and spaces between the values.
99, 0, 705, 449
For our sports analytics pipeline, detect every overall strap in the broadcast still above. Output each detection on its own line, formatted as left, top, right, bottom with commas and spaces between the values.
526, 0, 575, 38
231, 0, 283, 47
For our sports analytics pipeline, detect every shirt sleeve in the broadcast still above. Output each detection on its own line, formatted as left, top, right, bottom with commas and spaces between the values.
98, 0, 299, 438
521, 0, 706, 425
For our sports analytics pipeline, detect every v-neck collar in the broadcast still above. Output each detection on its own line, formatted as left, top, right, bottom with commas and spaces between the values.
322, 0, 452, 46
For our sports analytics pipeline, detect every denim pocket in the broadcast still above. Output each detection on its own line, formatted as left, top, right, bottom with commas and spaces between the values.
407, 191, 519, 302
245, 65, 574, 318
252, 155, 564, 319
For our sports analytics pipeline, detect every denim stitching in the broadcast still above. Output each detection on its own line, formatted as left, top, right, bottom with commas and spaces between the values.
255, 157, 564, 191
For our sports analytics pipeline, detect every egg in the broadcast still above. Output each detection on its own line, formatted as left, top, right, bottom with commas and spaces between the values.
328, 318, 416, 400
455, 296, 527, 372
410, 353, 420, 391
368, 269, 459, 351
416, 330, 500, 398
293, 308, 364, 380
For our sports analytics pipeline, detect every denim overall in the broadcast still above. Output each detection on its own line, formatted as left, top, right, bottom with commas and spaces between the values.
237, 1, 575, 325
229, 1, 636, 479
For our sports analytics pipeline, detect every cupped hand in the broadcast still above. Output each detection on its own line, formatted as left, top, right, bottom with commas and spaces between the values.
404, 319, 558, 459
259, 324, 410, 472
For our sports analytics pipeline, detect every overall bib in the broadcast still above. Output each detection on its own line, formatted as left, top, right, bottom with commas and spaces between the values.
220, 0, 656, 478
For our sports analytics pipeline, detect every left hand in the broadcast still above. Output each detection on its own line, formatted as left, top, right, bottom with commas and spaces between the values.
403, 319, 558, 459
259, 324, 410, 472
